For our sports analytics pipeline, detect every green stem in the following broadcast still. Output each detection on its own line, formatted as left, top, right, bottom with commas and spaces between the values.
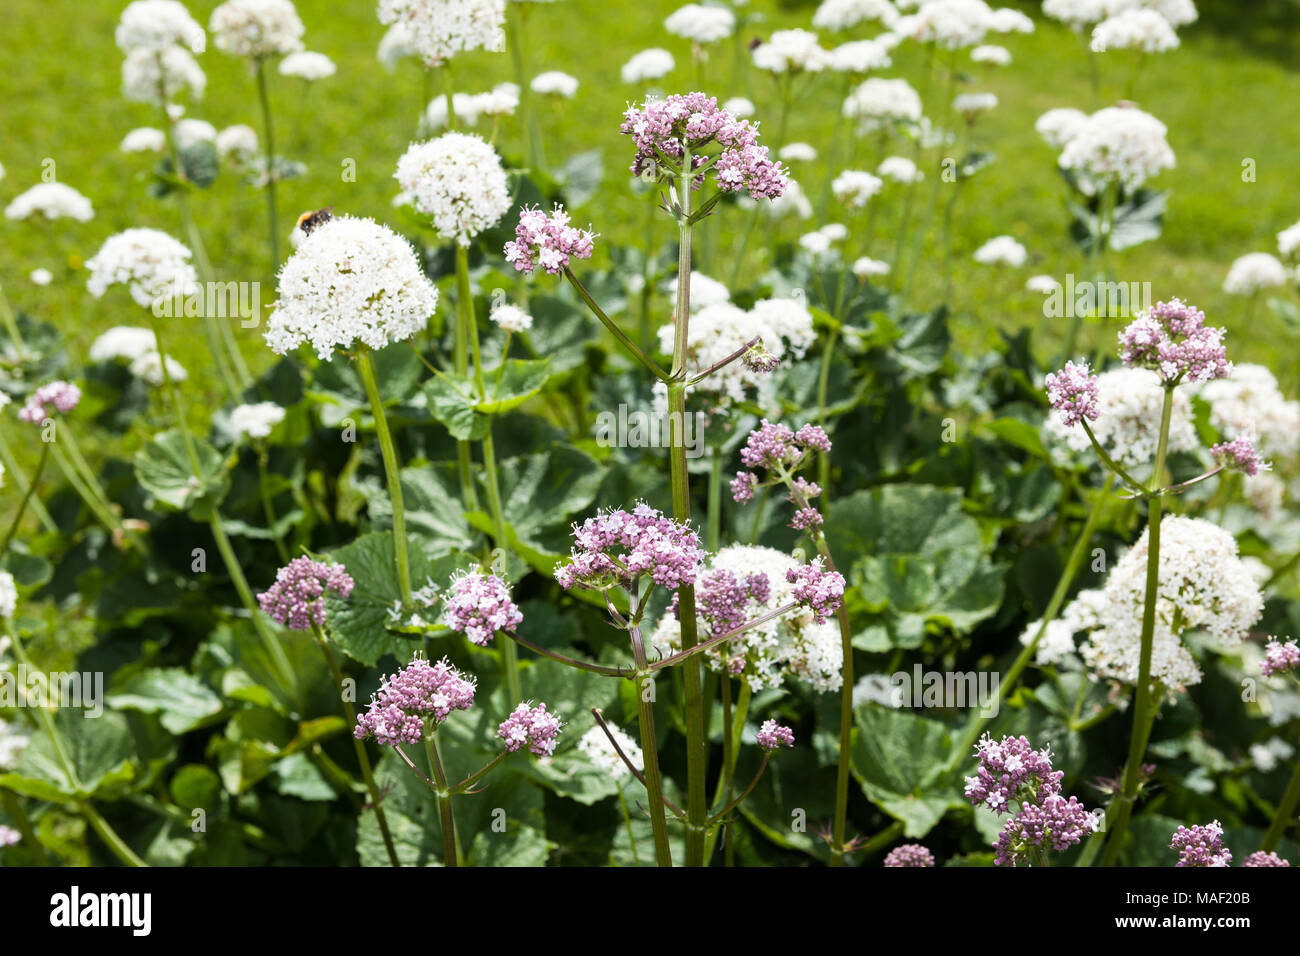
628, 619, 673, 866
424, 735, 459, 867
615, 782, 640, 865
707, 446, 722, 553
0, 431, 57, 532
0, 286, 28, 355
0, 788, 48, 865
1260, 756, 1300, 852
255, 59, 280, 274
0, 442, 49, 560
356, 348, 414, 606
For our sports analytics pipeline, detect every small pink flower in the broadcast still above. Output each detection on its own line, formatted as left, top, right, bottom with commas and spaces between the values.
1211, 436, 1268, 477
17, 380, 81, 423
354, 655, 477, 745
785, 559, 845, 624
1044, 360, 1100, 427
497, 702, 563, 756
504, 204, 597, 275
756, 719, 794, 750
1261, 639, 1299, 677
883, 844, 935, 867
257, 557, 355, 630
443, 570, 522, 646
1170, 821, 1232, 867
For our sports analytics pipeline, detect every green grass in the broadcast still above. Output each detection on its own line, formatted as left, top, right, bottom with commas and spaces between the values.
3, 0, 1300, 437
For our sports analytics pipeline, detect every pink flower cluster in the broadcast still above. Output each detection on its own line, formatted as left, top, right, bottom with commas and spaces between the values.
689, 568, 771, 638
993, 794, 1094, 867
1261, 639, 1299, 677
732, 420, 832, 509
784, 559, 845, 624
257, 557, 355, 631
964, 734, 1063, 813
497, 702, 563, 756
883, 844, 934, 867
1044, 360, 1100, 427
1118, 299, 1231, 384
17, 380, 81, 423
619, 92, 787, 199
504, 204, 596, 275
1170, 821, 1232, 867
1211, 437, 1267, 477
1241, 851, 1290, 867
756, 719, 795, 750
353, 655, 477, 746
554, 503, 705, 593
443, 570, 523, 646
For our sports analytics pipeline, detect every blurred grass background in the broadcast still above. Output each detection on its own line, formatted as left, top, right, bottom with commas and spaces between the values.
3, 0, 1300, 442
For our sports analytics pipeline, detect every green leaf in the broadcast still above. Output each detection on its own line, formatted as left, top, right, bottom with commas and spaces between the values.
561, 149, 604, 208
981, 417, 1049, 460
107, 668, 224, 734
170, 764, 221, 809
422, 374, 488, 440
134, 429, 229, 518
476, 359, 551, 415
0, 709, 138, 801
850, 705, 963, 837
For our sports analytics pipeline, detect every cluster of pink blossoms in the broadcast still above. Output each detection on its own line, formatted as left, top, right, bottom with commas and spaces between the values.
503, 204, 596, 275
443, 570, 523, 646
17, 380, 81, 423
755, 719, 795, 750
685, 567, 771, 639
964, 734, 1063, 813
784, 559, 845, 624
731, 421, 832, 519
1118, 299, 1231, 384
257, 557, 355, 631
1210, 437, 1267, 477
619, 92, 787, 199
497, 702, 563, 757
1170, 821, 1232, 867
1241, 851, 1290, 867
993, 794, 1094, 867
883, 844, 935, 867
554, 503, 705, 593
1261, 639, 1299, 677
1044, 360, 1100, 427
354, 656, 477, 746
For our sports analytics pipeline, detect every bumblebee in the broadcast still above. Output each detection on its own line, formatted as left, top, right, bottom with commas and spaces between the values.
295, 207, 334, 236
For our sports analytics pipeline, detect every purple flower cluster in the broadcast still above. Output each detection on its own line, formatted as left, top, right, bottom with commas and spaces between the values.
756, 719, 795, 750
993, 794, 1094, 867
784, 559, 845, 624
730, 471, 757, 503
1118, 299, 1231, 384
883, 844, 935, 867
1211, 437, 1267, 477
689, 568, 771, 638
0, 824, 19, 848
257, 557, 355, 631
443, 570, 523, 646
964, 734, 1063, 813
1044, 360, 1100, 427
1261, 639, 1299, 677
1170, 821, 1232, 867
504, 204, 597, 275
17, 380, 81, 423
354, 655, 477, 746
743, 340, 780, 373
554, 503, 705, 593
1241, 851, 1290, 867
497, 702, 563, 757
619, 92, 787, 199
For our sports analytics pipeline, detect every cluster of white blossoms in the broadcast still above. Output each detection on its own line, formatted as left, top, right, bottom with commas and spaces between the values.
228, 401, 286, 440
826, 38, 894, 74
489, 301, 533, 333
1057, 104, 1175, 194
1043, 0, 1109, 30
1249, 737, 1295, 773
878, 155, 923, 183
425, 85, 519, 129
1277, 219, 1300, 260
852, 256, 890, 277
530, 71, 579, 98
650, 545, 844, 693
86, 228, 198, 308
664, 3, 736, 44
832, 170, 884, 208
852, 673, 902, 709
753, 29, 829, 74
954, 91, 998, 116
842, 77, 922, 132
799, 223, 849, 257
4, 183, 95, 223
666, 271, 731, 311
779, 143, 819, 163
1221, 252, 1288, 296
620, 48, 675, 84
1045, 367, 1198, 467
1035, 107, 1088, 149
1090, 7, 1179, 53
893, 0, 1033, 51
216, 124, 260, 159
394, 132, 510, 246
1020, 588, 1108, 666
577, 722, 643, 778
0, 571, 18, 619
210, 0, 305, 58
89, 326, 158, 363
122, 45, 208, 104
279, 50, 335, 80
655, 297, 816, 412
175, 118, 218, 149
266, 216, 439, 358
973, 235, 1026, 266
116, 0, 206, 54
1081, 517, 1264, 690
130, 351, 189, 386
971, 43, 1011, 64
812, 0, 900, 32
377, 21, 418, 69
378, 0, 505, 66
121, 127, 167, 153
723, 96, 755, 119
1196, 364, 1300, 460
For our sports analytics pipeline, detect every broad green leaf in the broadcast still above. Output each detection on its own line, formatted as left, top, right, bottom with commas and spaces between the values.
476, 358, 551, 415
0, 708, 137, 801
850, 705, 963, 837
107, 668, 224, 735
134, 429, 229, 518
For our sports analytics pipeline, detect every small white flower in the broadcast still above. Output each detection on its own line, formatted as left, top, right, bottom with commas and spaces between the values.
279, 50, 336, 80
664, 3, 735, 44
228, 401, 286, 439
4, 183, 94, 223
621, 48, 675, 84
216, 124, 259, 159
210, 0, 305, 58
973, 235, 1027, 267
530, 71, 579, 98
489, 302, 533, 333
971, 43, 1011, 65
29, 269, 53, 286
1223, 253, 1288, 296
832, 170, 884, 208
852, 256, 890, 277
778, 142, 818, 162
394, 132, 511, 245
121, 127, 168, 153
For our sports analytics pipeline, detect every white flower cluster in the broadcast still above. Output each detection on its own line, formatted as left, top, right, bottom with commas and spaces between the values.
86, 228, 197, 308
971, 43, 1011, 64
210, 0, 305, 58
973, 235, 1026, 266
852, 673, 902, 709
130, 351, 189, 386
0, 715, 29, 770
1019, 587, 1108, 665
1035, 107, 1088, 149
779, 143, 818, 162
663, 3, 735, 44
813, 0, 900, 32
954, 91, 998, 115
489, 301, 533, 333
650, 545, 844, 693
279, 50, 335, 80
4, 183, 94, 223
0, 571, 17, 620
175, 118, 217, 148
1043, 0, 1107, 30
1081, 517, 1263, 689
121, 127, 167, 153
1057, 104, 1175, 193
753, 29, 829, 74
377, 21, 418, 69
425, 84, 519, 129
842, 77, 922, 133
378, 0, 505, 66
89, 326, 158, 363
216, 124, 260, 159
852, 256, 890, 277
1045, 367, 1197, 467
1277, 219, 1300, 260
122, 45, 207, 104
1090, 8, 1179, 53
116, 0, 206, 54
266, 216, 439, 358
799, 223, 849, 257
826, 38, 893, 74
1104, 0, 1197, 28
577, 722, 643, 778
1222, 252, 1288, 296
893, 0, 1031, 50
878, 155, 922, 183
394, 132, 510, 245
1197, 363, 1300, 460
530, 71, 579, 97
667, 271, 731, 311
832, 169, 884, 208
621, 48, 675, 84
228, 401, 286, 439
